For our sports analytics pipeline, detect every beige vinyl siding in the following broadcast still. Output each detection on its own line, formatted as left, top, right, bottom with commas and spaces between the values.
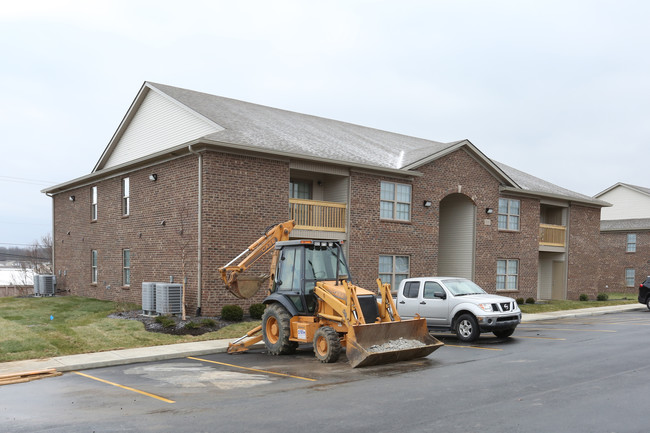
438, 194, 475, 279
103, 90, 221, 169
599, 186, 650, 220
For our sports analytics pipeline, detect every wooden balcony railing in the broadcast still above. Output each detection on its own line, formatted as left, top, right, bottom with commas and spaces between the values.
539, 223, 566, 247
289, 198, 346, 232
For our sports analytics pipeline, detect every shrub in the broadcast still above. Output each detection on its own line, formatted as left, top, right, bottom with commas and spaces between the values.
249, 303, 266, 320
516, 298, 525, 305
526, 297, 535, 304
155, 315, 176, 328
597, 293, 609, 301
184, 321, 200, 330
200, 318, 217, 327
221, 305, 244, 322
579, 294, 589, 301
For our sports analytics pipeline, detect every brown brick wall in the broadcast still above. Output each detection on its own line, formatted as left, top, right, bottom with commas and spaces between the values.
599, 230, 650, 294
567, 205, 602, 299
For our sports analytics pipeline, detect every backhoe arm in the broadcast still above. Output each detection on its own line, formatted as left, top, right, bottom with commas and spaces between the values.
219, 220, 295, 299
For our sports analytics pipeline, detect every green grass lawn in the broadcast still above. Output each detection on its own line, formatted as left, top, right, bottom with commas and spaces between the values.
0, 296, 259, 363
518, 292, 637, 314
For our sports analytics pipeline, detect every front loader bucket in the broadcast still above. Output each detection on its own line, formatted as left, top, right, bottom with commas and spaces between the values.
227, 274, 269, 299
346, 318, 443, 368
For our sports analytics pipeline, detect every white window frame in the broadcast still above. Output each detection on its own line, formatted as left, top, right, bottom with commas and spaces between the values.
378, 255, 410, 290
91, 250, 98, 284
122, 177, 130, 217
91, 186, 98, 221
626, 233, 636, 253
497, 259, 519, 291
380, 181, 412, 221
123, 249, 131, 286
625, 268, 635, 287
498, 198, 520, 231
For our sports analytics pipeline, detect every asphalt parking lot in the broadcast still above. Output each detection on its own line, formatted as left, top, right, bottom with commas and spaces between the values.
2, 309, 650, 433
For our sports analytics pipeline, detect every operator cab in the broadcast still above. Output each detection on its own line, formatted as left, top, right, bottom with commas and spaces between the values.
272, 240, 351, 314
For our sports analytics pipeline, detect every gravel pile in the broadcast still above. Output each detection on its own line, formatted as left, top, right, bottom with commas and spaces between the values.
367, 337, 426, 353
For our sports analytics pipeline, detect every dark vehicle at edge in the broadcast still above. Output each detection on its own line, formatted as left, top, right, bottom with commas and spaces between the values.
638, 276, 650, 310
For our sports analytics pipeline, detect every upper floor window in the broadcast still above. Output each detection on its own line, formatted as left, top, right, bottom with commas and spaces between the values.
498, 198, 520, 231
290, 179, 312, 200
380, 181, 411, 221
91, 250, 98, 283
91, 186, 98, 221
122, 177, 130, 216
123, 249, 131, 286
626, 233, 636, 253
379, 255, 410, 290
497, 259, 519, 290
625, 268, 635, 287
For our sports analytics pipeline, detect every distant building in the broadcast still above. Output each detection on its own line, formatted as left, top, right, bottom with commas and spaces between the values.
43, 82, 608, 315
595, 183, 650, 292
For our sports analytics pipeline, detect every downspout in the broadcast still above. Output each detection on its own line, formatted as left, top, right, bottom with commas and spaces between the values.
188, 144, 203, 315
46, 192, 54, 276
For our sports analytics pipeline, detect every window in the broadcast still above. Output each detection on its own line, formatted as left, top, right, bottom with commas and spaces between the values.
626, 233, 637, 253
625, 268, 635, 287
497, 259, 519, 290
91, 250, 98, 284
123, 249, 131, 286
423, 281, 445, 299
380, 181, 411, 221
403, 281, 420, 298
378, 255, 410, 289
498, 198, 520, 231
290, 180, 312, 199
91, 186, 98, 221
122, 178, 130, 216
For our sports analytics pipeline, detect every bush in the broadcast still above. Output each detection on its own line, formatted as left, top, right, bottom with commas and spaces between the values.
200, 318, 217, 327
579, 294, 589, 301
184, 321, 200, 330
516, 298, 525, 305
155, 315, 176, 328
597, 293, 609, 301
526, 297, 535, 304
249, 303, 266, 320
221, 305, 244, 322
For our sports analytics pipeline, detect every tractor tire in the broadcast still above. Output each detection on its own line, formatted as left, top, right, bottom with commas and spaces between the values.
493, 328, 515, 338
262, 303, 297, 355
313, 326, 341, 363
455, 313, 480, 342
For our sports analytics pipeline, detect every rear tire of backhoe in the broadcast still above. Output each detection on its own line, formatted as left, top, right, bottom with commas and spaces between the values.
262, 303, 297, 355
313, 326, 341, 363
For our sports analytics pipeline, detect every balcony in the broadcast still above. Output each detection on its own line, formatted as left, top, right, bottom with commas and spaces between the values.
289, 198, 346, 232
539, 223, 566, 247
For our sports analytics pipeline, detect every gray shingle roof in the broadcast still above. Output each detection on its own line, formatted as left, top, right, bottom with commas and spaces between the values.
601, 218, 650, 231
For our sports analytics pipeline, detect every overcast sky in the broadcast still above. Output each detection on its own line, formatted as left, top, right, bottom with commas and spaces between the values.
1, 0, 648, 247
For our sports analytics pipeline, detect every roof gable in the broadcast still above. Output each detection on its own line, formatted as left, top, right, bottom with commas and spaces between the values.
595, 182, 650, 220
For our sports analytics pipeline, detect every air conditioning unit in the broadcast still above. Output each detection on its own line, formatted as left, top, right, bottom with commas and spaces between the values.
155, 283, 182, 315
142, 282, 157, 315
35, 275, 56, 296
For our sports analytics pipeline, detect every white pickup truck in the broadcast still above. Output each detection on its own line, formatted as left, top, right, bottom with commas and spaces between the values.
394, 277, 521, 342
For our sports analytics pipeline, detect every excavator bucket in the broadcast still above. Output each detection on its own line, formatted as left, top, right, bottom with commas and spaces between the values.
345, 318, 443, 368
226, 274, 269, 299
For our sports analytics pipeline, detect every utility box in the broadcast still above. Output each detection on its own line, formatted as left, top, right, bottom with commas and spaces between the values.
155, 283, 182, 315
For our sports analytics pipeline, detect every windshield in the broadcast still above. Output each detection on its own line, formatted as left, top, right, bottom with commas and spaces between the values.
304, 244, 349, 281
443, 279, 487, 296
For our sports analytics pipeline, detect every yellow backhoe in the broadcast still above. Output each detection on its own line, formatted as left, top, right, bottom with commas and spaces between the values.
218, 220, 443, 368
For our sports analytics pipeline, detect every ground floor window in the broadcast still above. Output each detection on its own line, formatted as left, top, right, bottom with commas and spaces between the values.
497, 259, 519, 290
123, 249, 131, 286
625, 268, 635, 287
379, 255, 410, 290
91, 250, 98, 284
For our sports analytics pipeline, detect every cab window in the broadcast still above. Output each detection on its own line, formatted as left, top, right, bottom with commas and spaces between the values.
423, 281, 445, 299
403, 281, 420, 298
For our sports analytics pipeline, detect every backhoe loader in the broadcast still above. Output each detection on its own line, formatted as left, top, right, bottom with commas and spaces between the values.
219, 220, 443, 367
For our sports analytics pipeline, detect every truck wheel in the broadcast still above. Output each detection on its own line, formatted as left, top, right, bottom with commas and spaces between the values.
646, 298, 650, 311
493, 329, 515, 338
313, 326, 341, 363
455, 314, 480, 342
262, 303, 297, 355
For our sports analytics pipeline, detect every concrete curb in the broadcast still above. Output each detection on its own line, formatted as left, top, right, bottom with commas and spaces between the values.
0, 303, 645, 378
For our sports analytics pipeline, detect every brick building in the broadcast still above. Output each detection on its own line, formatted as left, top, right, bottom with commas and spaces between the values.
43, 82, 608, 316
595, 183, 650, 293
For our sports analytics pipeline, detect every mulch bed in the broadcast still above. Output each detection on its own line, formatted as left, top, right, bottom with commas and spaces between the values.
108, 310, 239, 336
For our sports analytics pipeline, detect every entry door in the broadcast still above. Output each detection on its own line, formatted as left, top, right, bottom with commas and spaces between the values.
438, 194, 476, 279
552, 261, 566, 300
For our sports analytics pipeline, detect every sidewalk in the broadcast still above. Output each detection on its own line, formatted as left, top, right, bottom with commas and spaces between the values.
0, 303, 645, 378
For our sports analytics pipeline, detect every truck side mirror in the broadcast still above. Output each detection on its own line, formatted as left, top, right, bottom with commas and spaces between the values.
435, 292, 446, 300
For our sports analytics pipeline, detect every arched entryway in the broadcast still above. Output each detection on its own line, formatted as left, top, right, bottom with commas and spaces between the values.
437, 193, 476, 279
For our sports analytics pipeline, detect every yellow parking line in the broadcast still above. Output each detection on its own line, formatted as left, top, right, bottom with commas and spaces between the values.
444, 344, 503, 351
515, 335, 566, 341
72, 371, 175, 403
188, 357, 316, 382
